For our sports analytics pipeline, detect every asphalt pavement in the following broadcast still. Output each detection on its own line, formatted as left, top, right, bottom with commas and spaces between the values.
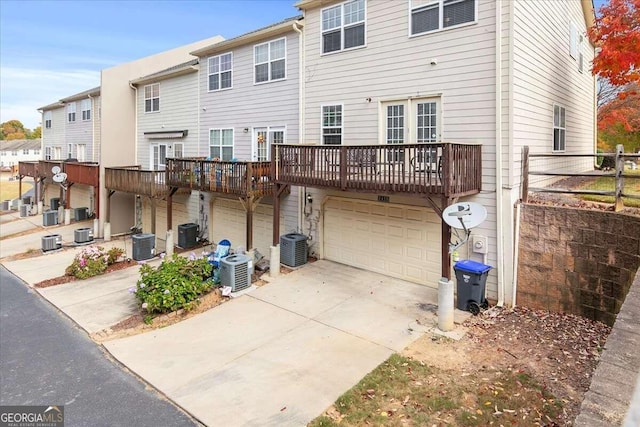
0, 265, 200, 427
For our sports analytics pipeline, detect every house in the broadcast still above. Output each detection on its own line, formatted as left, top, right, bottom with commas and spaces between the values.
165, 16, 303, 257
267, 0, 597, 305
0, 139, 40, 171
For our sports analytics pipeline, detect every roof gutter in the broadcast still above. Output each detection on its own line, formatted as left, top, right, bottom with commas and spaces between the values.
495, 0, 505, 307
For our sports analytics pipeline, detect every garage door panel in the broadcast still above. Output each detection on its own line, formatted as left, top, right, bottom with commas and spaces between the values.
324, 198, 440, 287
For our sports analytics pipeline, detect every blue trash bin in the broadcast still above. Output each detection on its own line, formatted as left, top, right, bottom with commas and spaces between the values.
453, 260, 492, 314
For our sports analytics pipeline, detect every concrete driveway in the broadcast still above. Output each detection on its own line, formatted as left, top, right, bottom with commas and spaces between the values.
103, 260, 451, 426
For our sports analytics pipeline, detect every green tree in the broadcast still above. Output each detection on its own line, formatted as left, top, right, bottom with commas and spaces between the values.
30, 126, 41, 139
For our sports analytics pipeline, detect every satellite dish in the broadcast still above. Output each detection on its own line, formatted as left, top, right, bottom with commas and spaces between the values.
442, 202, 487, 230
51, 166, 61, 174
53, 172, 67, 183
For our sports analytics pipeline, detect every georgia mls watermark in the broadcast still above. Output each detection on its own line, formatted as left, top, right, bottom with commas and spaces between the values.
0, 406, 64, 427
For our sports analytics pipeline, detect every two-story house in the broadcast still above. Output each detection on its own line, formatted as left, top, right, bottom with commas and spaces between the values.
268, 0, 595, 306
0, 139, 40, 171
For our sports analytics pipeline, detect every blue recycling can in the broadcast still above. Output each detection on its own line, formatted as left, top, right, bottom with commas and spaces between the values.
453, 260, 492, 312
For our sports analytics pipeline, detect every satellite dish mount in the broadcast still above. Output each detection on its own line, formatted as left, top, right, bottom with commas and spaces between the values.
52, 166, 68, 190
442, 202, 487, 253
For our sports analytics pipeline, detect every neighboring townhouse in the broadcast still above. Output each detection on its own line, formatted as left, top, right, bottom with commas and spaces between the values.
0, 139, 41, 172
275, 0, 596, 306
59, 87, 101, 162
39, 101, 65, 161
166, 16, 303, 257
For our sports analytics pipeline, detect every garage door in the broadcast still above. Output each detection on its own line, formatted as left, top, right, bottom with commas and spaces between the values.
324, 197, 441, 286
211, 198, 281, 258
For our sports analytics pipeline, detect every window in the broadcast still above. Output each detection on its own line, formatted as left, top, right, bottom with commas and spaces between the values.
77, 144, 86, 162
411, 0, 476, 36
254, 38, 286, 83
144, 84, 160, 112
208, 53, 233, 91
67, 144, 74, 159
553, 105, 566, 152
11, 150, 17, 156
67, 102, 76, 122
570, 22, 578, 59
23, 149, 29, 155
44, 111, 52, 129
253, 126, 285, 161
53, 147, 62, 159
34, 149, 40, 155
45, 147, 52, 160
322, 105, 343, 145
173, 143, 183, 158
209, 129, 234, 160
322, 0, 365, 54
81, 99, 91, 120
416, 101, 438, 142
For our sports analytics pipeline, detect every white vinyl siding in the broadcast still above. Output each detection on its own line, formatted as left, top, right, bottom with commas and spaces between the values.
67, 102, 76, 122
208, 53, 233, 91
322, 0, 365, 54
144, 84, 160, 113
410, 0, 477, 36
81, 99, 91, 121
322, 105, 343, 145
209, 129, 234, 160
254, 38, 286, 84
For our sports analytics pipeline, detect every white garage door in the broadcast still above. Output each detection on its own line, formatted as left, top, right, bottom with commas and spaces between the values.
211, 198, 280, 258
324, 197, 441, 286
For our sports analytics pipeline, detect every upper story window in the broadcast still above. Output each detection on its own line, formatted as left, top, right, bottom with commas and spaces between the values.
67, 102, 76, 122
322, 0, 365, 54
44, 111, 52, 129
144, 84, 160, 113
254, 38, 286, 83
81, 99, 91, 120
410, 0, 476, 36
11, 150, 17, 156
23, 149, 29, 154
322, 105, 343, 145
208, 53, 233, 91
553, 105, 566, 152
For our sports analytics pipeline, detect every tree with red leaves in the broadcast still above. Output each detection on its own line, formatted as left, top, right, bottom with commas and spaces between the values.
598, 84, 640, 151
588, 0, 640, 86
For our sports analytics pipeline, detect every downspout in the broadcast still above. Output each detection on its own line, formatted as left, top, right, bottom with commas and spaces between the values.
88, 93, 96, 162
129, 82, 139, 163
293, 19, 305, 233
495, 0, 505, 307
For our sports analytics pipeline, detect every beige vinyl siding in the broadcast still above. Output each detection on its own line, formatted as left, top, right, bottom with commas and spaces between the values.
91, 96, 101, 162
69, 184, 92, 211
511, 0, 596, 188
136, 72, 199, 168
142, 195, 197, 243
42, 107, 66, 158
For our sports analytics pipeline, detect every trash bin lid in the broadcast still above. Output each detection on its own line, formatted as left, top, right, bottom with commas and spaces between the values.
454, 259, 492, 274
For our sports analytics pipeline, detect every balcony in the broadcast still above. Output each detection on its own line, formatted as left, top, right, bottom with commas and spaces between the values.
105, 166, 190, 198
39, 160, 66, 180
18, 161, 40, 178
272, 142, 482, 198
166, 158, 274, 198
64, 162, 99, 187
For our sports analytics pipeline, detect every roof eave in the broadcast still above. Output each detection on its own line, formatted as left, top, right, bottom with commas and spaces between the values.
130, 65, 199, 86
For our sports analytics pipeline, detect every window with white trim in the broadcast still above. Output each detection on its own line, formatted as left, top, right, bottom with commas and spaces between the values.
322, 105, 343, 145
173, 143, 183, 158
410, 0, 476, 36
81, 99, 91, 120
416, 101, 438, 142
253, 126, 285, 161
11, 150, 17, 156
209, 128, 234, 160
570, 22, 578, 59
23, 149, 29, 155
34, 149, 40, 155
322, 0, 365, 54
67, 143, 74, 159
44, 111, 52, 129
208, 53, 233, 91
77, 144, 86, 162
45, 147, 52, 160
53, 147, 61, 159
254, 38, 286, 83
67, 102, 76, 122
144, 84, 160, 113
553, 105, 566, 152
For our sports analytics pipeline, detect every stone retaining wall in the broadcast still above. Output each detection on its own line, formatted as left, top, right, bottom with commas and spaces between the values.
517, 204, 640, 326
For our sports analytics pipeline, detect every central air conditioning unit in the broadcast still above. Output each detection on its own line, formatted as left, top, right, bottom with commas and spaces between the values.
19, 204, 30, 217
22, 196, 32, 205
50, 197, 61, 210
74, 227, 94, 244
177, 223, 199, 249
43, 210, 58, 226
220, 254, 251, 292
74, 207, 89, 221
132, 233, 155, 261
1, 200, 9, 211
280, 233, 308, 267
42, 234, 62, 252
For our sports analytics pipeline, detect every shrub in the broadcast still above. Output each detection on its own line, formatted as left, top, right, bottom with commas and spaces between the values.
134, 252, 213, 314
65, 245, 125, 279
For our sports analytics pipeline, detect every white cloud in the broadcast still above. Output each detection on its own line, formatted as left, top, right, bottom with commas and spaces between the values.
0, 66, 100, 129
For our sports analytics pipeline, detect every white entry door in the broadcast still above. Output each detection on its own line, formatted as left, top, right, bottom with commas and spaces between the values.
151, 144, 168, 170
252, 126, 285, 161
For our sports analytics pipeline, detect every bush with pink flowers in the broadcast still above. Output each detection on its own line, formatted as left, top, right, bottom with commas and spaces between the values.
65, 245, 125, 279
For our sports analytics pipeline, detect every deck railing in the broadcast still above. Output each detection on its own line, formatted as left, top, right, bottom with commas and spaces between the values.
38, 160, 65, 180
272, 142, 482, 197
64, 162, 99, 187
166, 158, 274, 197
105, 166, 189, 198
18, 161, 40, 178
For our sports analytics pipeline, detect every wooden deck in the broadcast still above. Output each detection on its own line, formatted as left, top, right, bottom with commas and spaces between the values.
272, 142, 482, 198
105, 166, 190, 198
166, 159, 274, 198
64, 162, 99, 187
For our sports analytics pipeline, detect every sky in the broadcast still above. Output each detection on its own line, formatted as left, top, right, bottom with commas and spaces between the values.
0, 0, 300, 130
0, 0, 609, 131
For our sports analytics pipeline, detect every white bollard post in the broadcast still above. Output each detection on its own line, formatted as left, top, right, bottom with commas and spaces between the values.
93, 218, 99, 237
57, 206, 64, 225
64, 208, 71, 225
165, 229, 174, 257
104, 222, 112, 241
438, 277, 455, 332
37, 201, 43, 215
270, 245, 280, 278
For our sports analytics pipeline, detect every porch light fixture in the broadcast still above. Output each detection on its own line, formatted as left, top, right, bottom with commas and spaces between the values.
243, 128, 249, 133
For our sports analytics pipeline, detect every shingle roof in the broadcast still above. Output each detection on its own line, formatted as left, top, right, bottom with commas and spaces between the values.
0, 139, 41, 151
60, 86, 101, 102
130, 59, 199, 84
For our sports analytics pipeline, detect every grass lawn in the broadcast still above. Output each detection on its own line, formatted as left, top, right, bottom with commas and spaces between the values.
580, 168, 640, 208
0, 174, 32, 201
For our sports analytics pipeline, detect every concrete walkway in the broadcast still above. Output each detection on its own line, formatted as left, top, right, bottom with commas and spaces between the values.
102, 261, 451, 426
